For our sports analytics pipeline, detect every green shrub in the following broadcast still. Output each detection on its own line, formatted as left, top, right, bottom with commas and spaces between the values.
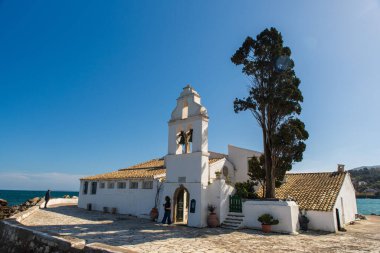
258, 214, 279, 225
234, 181, 258, 199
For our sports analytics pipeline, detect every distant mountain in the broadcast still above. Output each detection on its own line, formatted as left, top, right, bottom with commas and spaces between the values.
349, 166, 380, 198
351, 165, 380, 171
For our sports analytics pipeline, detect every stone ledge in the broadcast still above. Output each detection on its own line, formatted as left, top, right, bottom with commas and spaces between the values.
11, 199, 45, 222
1, 202, 133, 253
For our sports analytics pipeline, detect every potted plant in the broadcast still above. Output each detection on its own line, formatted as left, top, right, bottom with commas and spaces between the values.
299, 211, 309, 231
150, 207, 159, 221
258, 213, 279, 233
150, 179, 164, 221
207, 204, 219, 227
215, 171, 222, 179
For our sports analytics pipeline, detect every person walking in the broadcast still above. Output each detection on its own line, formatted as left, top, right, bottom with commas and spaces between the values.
161, 196, 172, 225
44, 190, 51, 208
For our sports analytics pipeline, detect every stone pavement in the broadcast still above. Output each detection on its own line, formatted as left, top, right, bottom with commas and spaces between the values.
21, 205, 380, 253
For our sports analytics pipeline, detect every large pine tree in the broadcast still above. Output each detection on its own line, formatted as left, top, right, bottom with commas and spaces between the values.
231, 27, 309, 199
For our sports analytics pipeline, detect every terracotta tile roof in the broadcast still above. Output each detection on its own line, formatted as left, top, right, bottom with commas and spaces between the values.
120, 158, 165, 170
81, 152, 226, 180
81, 167, 166, 180
257, 172, 347, 211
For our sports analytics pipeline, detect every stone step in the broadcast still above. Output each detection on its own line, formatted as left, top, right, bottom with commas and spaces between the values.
225, 216, 244, 222
223, 219, 242, 225
221, 212, 244, 230
227, 212, 244, 217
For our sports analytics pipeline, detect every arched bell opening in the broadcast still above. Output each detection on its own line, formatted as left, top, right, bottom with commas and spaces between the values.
173, 185, 190, 225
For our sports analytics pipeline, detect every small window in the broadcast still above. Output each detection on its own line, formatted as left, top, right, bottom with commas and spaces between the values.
107, 182, 115, 189
130, 181, 139, 189
83, 181, 88, 194
117, 182, 126, 189
91, 182, 97, 195
100, 182, 105, 189
142, 181, 153, 189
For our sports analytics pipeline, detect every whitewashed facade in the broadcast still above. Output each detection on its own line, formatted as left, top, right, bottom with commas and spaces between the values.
78, 85, 357, 232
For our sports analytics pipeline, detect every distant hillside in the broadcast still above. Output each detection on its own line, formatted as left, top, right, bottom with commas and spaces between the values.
349, 166, 380, 198
351, 165, 380, 171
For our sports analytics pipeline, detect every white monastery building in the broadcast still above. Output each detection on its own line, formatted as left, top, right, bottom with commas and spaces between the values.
79, 85, 357, 233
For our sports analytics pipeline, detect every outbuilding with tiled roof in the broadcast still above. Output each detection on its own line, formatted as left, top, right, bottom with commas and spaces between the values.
255, 170, 357, 232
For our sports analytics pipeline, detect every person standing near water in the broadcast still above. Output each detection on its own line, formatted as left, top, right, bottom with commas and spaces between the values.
161, 196, 172, 225
44, 190, 51, 208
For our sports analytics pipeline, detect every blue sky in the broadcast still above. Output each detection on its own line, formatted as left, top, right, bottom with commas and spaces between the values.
0, 1, 379, 191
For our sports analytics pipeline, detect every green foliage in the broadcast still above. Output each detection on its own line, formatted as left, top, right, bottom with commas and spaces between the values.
349, 167, 380, 196
231, 27, 308, 198
248, 155, 265, 193
258, 213, 279, 225
235, 181, 258, 199
248, 155, 265, 184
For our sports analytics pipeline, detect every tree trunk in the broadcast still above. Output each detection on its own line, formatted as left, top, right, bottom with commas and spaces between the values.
264, 145, 275, 198
263, 129, 275, 199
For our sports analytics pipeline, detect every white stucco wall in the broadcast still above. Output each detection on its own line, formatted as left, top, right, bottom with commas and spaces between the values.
207, 179, 235, 224
40, 198, 78, 208
242, 200, 299, 234
334, 173, 357, 226
227, 145, 261, 183
78, 179, 160, 218
209, 159, 235, 183
165, 152, 209, 184
305, 210, 336, 232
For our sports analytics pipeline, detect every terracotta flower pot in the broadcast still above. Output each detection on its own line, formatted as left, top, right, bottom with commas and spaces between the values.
150, 208, 159, 221
207, 213, 219, 228
262, 224, 272, 233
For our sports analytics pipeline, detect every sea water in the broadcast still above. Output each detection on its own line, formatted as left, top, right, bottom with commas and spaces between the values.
356, 198, 380, 215
0, 190, 79, 206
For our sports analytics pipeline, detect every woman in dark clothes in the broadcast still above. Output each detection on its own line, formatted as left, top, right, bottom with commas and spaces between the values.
161, 196, 172, 225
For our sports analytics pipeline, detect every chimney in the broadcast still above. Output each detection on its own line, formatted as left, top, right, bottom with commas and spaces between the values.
337, 164, 345, 173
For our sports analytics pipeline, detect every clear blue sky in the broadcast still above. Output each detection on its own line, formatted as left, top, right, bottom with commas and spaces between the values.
0, 1, 379, 191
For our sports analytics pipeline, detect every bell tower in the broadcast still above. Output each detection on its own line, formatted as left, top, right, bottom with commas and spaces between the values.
167, 84, 208, 157
163, 85, 210, 227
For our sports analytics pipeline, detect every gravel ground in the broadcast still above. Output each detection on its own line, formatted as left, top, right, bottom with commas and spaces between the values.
21, 205, 380, 253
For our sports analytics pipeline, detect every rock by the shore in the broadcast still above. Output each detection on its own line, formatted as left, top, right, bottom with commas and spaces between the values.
0, 199, 8, 207
0, 197, 42, 220
63, 195, 71, 199
355, 214, 367, 220
28, 197, 40, 205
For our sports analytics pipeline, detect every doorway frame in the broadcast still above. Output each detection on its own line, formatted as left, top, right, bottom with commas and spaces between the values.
173, 185, 190, 225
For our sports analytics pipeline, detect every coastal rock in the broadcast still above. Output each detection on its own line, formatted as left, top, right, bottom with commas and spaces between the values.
63, 195, 71, 199
28, 197, 40, 205
355, 214, 367, 220
0, 206, 12, 220
0, 196, 44, 220
0, 199, 7, 206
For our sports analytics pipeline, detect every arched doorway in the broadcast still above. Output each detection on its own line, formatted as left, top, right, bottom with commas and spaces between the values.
173, 186, 190, 225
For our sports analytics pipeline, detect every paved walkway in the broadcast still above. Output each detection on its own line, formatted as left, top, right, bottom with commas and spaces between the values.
21, 205, 380, 253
